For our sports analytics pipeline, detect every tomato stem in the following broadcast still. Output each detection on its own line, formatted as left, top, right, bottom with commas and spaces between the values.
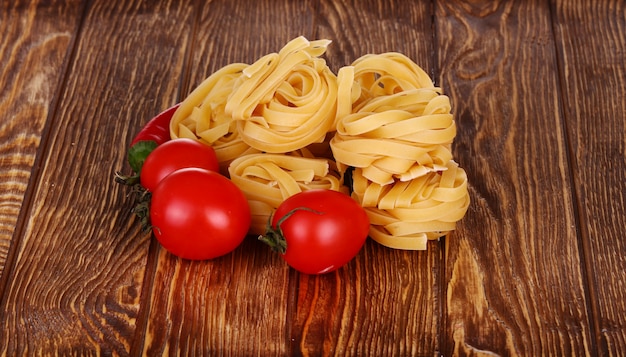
258, 224, 287, 254
114, 171, 153, 232
258, 207, 323, 254
114, 171, 140, 186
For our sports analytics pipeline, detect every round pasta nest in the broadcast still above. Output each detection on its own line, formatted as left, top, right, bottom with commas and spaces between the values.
228, 149, 343, 235
329, 52, 469, 249
331, 88, 456, 186
225, 36, 338, 153
352, 161, 470, 250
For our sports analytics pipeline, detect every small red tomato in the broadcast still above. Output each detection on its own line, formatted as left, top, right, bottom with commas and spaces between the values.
140, 138, 219, 192
259, 189, 369, 274
150, 168, 251, 260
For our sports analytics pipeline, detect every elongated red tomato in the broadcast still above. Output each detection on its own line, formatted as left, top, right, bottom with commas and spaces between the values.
260, 189, 369, 274
140, 138, 219, 192
131, 104, 179, 147
150, 168, 251, 260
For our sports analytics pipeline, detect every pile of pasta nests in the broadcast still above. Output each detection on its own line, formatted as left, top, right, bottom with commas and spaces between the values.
170, 36, 470, 250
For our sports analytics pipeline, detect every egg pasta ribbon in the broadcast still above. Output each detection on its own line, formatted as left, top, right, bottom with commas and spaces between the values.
228, 151, 343, 234
352, 160, 470, 250
331, 88, 456, 185
225, 36, 339, 153
351, 52, 436, 106
170, 63, 259, 171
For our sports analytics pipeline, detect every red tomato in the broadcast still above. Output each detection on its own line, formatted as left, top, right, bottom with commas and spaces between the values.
260, 189, 369, 274
140, 138, 219, 192
150, 168, 251, 260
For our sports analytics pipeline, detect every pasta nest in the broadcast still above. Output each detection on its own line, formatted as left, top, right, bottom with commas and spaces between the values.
352, 161, 470, 250
331, 53, 456, 186
228, 149, 344, 235
329, 53, 469, 249
225, 37, 338, 153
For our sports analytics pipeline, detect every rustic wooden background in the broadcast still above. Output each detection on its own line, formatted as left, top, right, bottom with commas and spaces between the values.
1, 0, 624, 355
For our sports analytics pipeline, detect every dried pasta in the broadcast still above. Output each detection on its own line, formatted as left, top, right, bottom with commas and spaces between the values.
331, 84, 456, 186
352, 161, 470, 250
351, 52, 435, 106
330, 52, 468, 249
170, 63, 259, 172
225, 36, 339, 153
228, 150, 343, 234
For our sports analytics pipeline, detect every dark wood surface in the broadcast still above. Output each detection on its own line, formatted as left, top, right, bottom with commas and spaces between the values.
1, 0, 624, 355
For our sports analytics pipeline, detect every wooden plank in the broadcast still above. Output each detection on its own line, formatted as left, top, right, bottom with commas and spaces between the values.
318, 0, 436, 74
291, 243, 442, 355
181, 0, 318, 96
289, 0, 443, 355
139, 0, 317, 354
0, 0, 195, 354
551, 0, 626, 354
436, 0, 594, 354
0, 0, 83, 281
139, 243, 292, 355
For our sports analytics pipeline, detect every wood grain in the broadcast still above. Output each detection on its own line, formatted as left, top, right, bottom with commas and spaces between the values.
0, 0, 83, 282
437, 0, 592, 354
2, 0, 626, 354
551, 0, 626, 354
317, 0, 435, 74
291, 241, 442, 356
141, 239, 292, 355
181, 0, 318, 96
0, 0, 194, 354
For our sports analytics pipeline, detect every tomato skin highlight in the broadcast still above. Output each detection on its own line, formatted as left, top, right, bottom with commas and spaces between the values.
140, 138, 219, 192
268, 189, 370, 274
131, 104, 179, 147
150, 168, 251, 260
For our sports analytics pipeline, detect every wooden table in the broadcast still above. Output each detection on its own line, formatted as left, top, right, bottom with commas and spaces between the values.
1, 0, 625, 355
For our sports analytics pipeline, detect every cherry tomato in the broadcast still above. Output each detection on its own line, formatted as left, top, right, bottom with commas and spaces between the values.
150, 168, 251, 260
140, 138, 219, 192
131, 104, 179, 147
260, 189, 369, 274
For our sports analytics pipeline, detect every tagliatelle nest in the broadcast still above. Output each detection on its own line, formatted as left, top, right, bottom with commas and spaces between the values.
228, 149, 344, 235
225, 37, 338, 153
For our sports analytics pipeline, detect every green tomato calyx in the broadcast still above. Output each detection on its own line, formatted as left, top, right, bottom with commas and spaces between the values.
114, 140, 159, 232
